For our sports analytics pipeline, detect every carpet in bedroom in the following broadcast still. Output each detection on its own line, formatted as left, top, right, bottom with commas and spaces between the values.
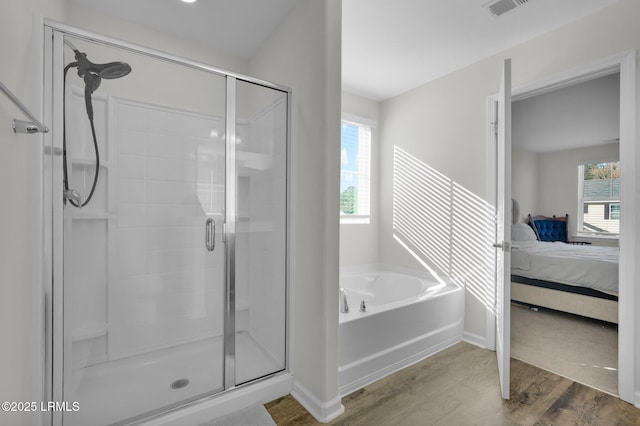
510, 303, 618, 396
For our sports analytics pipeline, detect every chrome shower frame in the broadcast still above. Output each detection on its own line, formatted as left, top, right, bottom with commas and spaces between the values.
42, 20, 292, 426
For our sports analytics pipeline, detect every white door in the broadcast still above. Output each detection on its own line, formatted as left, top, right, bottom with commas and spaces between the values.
495, 58, 512, 400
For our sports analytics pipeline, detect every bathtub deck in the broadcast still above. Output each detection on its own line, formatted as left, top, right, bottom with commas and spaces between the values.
266, 342, 640, 425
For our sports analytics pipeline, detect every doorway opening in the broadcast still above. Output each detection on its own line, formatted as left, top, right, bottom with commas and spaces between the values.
510, 72, 620, 395
487, 50, 635, 403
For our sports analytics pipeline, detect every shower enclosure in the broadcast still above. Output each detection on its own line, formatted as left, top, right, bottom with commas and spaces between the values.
43, 23, 289, 425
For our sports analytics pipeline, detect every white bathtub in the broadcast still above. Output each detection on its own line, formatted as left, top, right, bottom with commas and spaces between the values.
339, 266, 464, 396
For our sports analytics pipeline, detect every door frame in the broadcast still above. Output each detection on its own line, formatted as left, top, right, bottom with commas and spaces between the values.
486, 50, 636, 403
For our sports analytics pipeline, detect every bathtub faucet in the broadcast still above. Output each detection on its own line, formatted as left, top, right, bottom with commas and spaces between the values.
339, 288, 349, 313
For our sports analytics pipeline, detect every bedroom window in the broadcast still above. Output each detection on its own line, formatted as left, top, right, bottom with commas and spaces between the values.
578, 161, 620, 237
340, 114, 374, 224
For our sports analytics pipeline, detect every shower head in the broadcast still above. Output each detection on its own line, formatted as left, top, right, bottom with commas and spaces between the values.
95, 61, 132, 79
65, 49, 132, 121
74, 50, 132, 81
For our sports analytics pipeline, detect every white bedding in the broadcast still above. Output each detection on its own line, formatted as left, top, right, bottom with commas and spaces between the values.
511, 241, 619, 295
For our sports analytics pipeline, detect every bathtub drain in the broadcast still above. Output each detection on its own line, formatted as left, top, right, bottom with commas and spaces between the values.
170, 378, 190, 390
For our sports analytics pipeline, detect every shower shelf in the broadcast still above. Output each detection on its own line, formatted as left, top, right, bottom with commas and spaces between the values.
236, 221, 274, 233
72, 323, 108, 342
70, 158, 109, 168
69, 212, 110, 220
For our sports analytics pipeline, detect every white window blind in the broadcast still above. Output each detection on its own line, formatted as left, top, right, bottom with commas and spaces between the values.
340, 115, 373, 224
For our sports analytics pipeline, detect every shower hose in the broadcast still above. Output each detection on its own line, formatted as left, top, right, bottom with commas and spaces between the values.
62, 63, 100, 208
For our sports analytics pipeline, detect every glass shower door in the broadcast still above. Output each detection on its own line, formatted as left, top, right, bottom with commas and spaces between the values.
233, 80, 288, 384
59, 34, 227, 425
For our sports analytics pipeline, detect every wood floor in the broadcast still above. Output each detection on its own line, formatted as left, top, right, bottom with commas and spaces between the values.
265, 342, 640, 425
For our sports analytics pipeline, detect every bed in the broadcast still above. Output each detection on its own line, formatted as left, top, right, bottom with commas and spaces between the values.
510, 220, 619, 324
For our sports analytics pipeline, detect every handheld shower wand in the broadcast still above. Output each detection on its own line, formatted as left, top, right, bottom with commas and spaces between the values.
63, 40, 132, 208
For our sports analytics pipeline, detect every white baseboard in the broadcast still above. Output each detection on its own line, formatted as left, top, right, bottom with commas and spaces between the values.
463, 331, 487, 349
291, 380, 344, 423
635, 391, 640, 409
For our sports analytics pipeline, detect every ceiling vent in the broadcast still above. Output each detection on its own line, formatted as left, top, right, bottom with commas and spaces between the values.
483, 0, 530, 18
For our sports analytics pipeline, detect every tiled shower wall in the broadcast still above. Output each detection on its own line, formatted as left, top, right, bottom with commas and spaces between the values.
67, 88, 286, 367
236, 98, 287, 366
109, 99, 226, 359
65, 87, 227, 365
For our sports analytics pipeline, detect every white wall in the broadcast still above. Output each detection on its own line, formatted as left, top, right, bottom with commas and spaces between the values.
512, 73, 620, 153
511, 146, 539, 223
536, 143, 619, 242
340, 92, 380, 267
378, 0, 640, 368
0, 2, 65, 426
379, 62, 498, 341
249, 0, 344, 420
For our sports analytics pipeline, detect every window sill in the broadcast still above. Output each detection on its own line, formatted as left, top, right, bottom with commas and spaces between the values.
575, 233, 619, 241
340, 216, 370, 225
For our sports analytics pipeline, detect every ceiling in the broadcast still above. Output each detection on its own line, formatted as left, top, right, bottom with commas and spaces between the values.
342, 0, 619, 101
68, 0, 619, 101
66, 0, 299, 58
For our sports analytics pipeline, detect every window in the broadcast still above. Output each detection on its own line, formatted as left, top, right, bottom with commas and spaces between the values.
609, 203, 620, 220
578, 161, 620, 236
340, 114, 374, 224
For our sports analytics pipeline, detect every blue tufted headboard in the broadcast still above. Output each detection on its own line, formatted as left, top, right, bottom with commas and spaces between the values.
528, 214, 569, 243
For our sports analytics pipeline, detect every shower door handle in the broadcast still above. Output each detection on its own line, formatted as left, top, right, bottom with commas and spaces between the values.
205, 218, 215, 251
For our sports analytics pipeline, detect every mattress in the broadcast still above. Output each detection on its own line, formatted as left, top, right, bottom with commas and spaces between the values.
511, 241, 619, 295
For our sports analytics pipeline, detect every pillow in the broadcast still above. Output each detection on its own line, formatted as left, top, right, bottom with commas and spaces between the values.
511, 223, 537, 241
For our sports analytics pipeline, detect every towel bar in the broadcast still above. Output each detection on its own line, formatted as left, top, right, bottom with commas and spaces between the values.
0, 80, 49, 134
